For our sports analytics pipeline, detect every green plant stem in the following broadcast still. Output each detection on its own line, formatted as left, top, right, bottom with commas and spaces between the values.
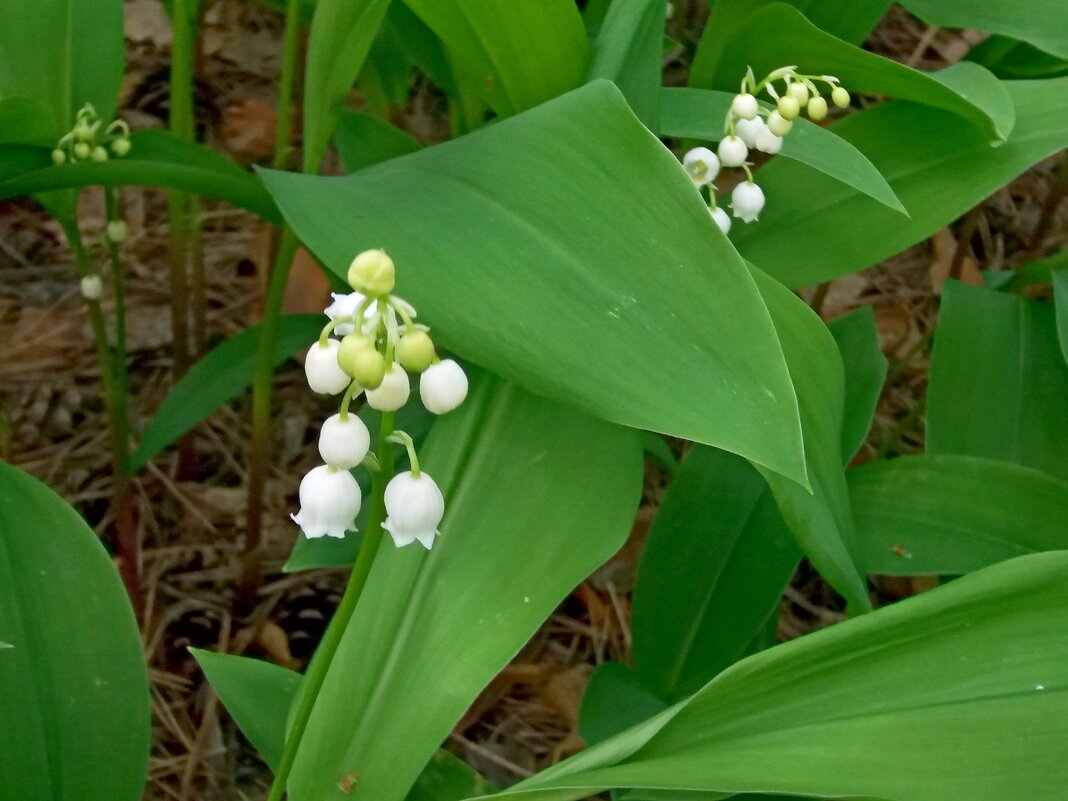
266, 411, 396, 801
273, 0, 303, 171
104, 190, 128, 445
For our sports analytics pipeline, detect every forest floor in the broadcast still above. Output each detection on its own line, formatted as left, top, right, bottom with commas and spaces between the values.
0, 2, 1065, 800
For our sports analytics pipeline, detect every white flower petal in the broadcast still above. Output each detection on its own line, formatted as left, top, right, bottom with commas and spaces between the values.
292, 465, 361, 539
420, 360, 468, 414
305, 340, 351, 395
382, 471, 444, 549
318, 413, 371, 469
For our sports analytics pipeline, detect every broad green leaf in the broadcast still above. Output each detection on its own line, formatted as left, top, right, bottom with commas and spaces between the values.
586, 0, 665, 128
751, 268, 870, 611
0, 131, 280, 222
0, 96, 56, 146
902, 0, 1068, 61
130, 314, 322, 472
828, 307, 887, 462
658, 87, 905, 213
335, 110, 421, 174
409, 750, 497, 801
261, 80, 807, 486
401, 0, 588, 119
689, 0, 891, 89
471, 551, 1068, 801
0, 0, 124, 135
384, 2, 456, 96
302, 0, 392, 172
287, 373, 643, 800
0, 463, 149, 801
850, 454, 1068, 575
579, 663, 668, 747
733, 78, 1068, 288
1054, 268, 1068, 366
710, 5, 1014, 141
928, 280, 1068, 482
967, 36, 1068, 81
359, 20, 415, 119
191, 650, 300, 771
631, 446, 799, 702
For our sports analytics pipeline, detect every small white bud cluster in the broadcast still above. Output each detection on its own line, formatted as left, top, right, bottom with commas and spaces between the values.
681, 67, 850, 232
292, 249, 468, 549
52, 103, 132, 166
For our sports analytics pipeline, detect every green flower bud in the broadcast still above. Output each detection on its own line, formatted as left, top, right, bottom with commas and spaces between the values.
74, 121, 94, 142
347, 248, 395, 296
111, 137, 131, 157
338, 333, 374, 376
90, 146, 108, 162
831, 86, 850, 108
397, 331, 436, 373
106, 220, 128, 244
51, 149, 66, 166
777, 95, 800, 120
787, 82, 809, 105
807, 96, 828, 121
73, 142, 91, 160
766, 110, 793, 137
350, 347, 386, 390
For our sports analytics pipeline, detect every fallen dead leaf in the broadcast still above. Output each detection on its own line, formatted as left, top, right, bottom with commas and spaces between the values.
929, 227, 982, 294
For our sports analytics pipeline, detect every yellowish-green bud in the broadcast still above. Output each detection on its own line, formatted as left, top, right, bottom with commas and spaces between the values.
777, 95, 800, 120
397, 331, 436, 373
350, 347, 386, 389
74, 121, 93, 142
51, 149, 66, 166
338, 333, 374, 376
90, 146, 108, 162
73, 142, 91, 160
831, 86, 850, 108
111, 137, 131, 157
787, 82, 809, 105
807, 96, 828, 121
347, 248, 395, 296
766, 110, 793, 137
106, 220, 128, 243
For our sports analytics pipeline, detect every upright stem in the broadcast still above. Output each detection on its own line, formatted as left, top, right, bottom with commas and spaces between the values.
104, 189, 128, 450
273, 0, 303, 172
266, 411, 396, 801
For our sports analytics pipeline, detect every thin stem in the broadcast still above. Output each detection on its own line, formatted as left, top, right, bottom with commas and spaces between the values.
104, 190, 128, 464
339, 380, 361, 421
386, 430, 419, 476
272, 0, 302, 171
266, 411, 396, 801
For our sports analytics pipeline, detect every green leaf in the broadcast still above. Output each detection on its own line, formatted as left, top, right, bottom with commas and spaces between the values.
302, 0, 392, 171
710, 5, 1014, 141
261, 80, 807, 486
0, 0, 124, 135
409, 750, 497, 801
0, 463, 149, 801
631, 446, 800, 702
658, 87, 905, 213
0, 131, 280, 222
828, 307, 887, 462
470, 551, 1068, 801
579, 663, 669, 747
751, 268, 870, 611
928, 280, 1068, 482
287, 373, 644, 800
733, 78, 1068, 288
902, 0, 1068, 61
0, 96, 57, 146
967, 36, 1068, 81
1054, 268, 1068, 367
130, 314, 322, 472
192, 650, 300, 771
401, 0, 588, 118
586, 0, 665, 128
335, 110, 421, 174
850, 454, 1068, 575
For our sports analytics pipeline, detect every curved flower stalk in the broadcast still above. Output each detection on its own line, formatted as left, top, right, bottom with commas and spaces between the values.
681, 66, 851, 233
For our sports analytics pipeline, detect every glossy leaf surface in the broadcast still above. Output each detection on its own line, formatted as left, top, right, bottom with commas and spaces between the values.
902, 0, 1068, 60
828, 307, 887, 462
587, 0, 665, 128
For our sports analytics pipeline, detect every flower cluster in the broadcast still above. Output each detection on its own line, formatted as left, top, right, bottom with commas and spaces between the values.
682, 66, 850, 233
51, 103, 132, 165
292, 249, 468, 550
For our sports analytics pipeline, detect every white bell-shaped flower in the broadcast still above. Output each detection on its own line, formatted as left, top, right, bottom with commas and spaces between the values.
731, 181, 766, 223
682, 147, 720, 186
717, 135, 748, 167
324, 291, 373, 336
291, 465, 361, 539
305, 340, 351, 395
382, 470, 444, 549
755, 127, 783, 154
366, 364, 411, 411
709, 205, 732, 235
734, 117, 767, 148
318, 413, 371, 469
420, 359, 468, 414
731, 93, 759, 120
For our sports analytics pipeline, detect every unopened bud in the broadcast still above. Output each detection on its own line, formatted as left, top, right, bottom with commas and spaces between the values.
90, 146, 108, 162
106, 220, 128, 244
397, 331, 436, 373
74, 121, 93, 142
73, 142, 91, 160
51, 149, 66, 166
338, 333, 374, 376
807, 96, 828, 121
350, 347, 386, 390
80, 275, 103, 300
831, 86, 851, 108
347, 249, 395, 297
766, 111, 793, 137
730, 93, 759, 121
787, 82, 809, 105
777, 95, 800, 120
111, 137, 131, 157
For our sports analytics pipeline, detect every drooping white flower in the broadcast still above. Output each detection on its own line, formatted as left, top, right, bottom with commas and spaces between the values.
717, 135, 748, 168
731, 93, 759, 120
734, 117, 767, 148
682, 147, 720, 186
420, 359, 468, 414
305, 339, 351, 395
324, 291, 372, 336
382, 470, 444, 549
291, 465, 361, 539
755, 127, 783, 154
318, 413, 371, 469
709, 205, 731, 235
366, 364, 411, 411
731, 182, 766, 223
